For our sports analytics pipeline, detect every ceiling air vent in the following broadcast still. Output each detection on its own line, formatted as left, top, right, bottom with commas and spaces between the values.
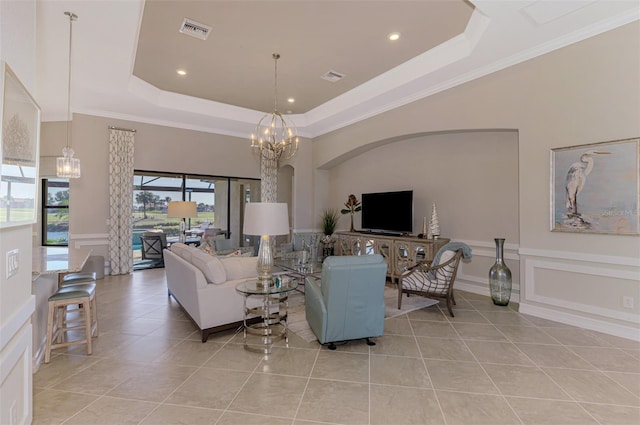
179, 18, 212, 41
321, 70, 345, 82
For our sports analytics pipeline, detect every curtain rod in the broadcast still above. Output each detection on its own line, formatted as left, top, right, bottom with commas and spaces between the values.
109, 126, 136, 133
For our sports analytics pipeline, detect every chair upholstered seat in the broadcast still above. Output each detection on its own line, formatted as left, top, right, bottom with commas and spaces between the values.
305, 254, 387, 348
50, 283, 96, 300
61, 272, 97, 286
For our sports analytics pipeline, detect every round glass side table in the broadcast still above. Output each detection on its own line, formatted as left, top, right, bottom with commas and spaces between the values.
235, 279, 299, 354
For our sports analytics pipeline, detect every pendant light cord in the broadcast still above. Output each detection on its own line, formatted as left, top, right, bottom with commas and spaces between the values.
65, 12, 77, 152
272, 53, 279, 113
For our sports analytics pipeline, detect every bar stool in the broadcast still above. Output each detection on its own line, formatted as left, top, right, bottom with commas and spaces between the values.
44, 283, 98, 363
59, 271, 97, 287
59, 272, 97, 311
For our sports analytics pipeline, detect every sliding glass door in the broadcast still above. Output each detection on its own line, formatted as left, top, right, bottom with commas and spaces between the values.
132, 170, 260, 261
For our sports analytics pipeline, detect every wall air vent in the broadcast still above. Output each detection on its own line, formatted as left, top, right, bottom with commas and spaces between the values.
179, 18, 212, 41
321, 70, 345, 82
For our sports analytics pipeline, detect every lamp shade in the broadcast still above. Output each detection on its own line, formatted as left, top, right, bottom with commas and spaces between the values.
243, 202, 289, 236
167, 201, 197, 218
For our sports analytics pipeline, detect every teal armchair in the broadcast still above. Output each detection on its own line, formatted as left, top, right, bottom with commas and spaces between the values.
305, 254, 388, 349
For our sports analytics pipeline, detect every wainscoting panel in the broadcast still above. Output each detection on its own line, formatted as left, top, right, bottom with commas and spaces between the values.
0, 297, 34, 425
519, 252, 640, 341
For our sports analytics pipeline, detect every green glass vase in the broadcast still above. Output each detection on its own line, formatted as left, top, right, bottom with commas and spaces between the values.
489, 238, 512, 306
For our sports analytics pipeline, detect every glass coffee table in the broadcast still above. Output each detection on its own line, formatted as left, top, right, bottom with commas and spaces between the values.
274, 259, 323, 288
235, 279, 299, 354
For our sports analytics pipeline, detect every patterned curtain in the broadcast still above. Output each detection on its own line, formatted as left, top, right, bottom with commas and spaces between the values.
108, 128, 135, 275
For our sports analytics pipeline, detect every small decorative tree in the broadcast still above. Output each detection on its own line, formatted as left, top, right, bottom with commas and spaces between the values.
429, 203, 440, 239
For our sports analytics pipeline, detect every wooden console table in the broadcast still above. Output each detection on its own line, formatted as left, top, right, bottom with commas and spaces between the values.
335, 231, 449, 282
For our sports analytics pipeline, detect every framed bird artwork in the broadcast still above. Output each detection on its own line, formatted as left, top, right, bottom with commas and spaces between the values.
550, 137, 639, 235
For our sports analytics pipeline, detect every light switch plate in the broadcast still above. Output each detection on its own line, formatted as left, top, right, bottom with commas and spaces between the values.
6, 249, 19, 279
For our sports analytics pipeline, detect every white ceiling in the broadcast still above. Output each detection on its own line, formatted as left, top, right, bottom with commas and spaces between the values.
36, 0, 639, 139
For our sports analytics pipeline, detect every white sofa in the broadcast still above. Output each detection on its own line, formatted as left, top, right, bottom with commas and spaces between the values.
164, 243, 260, 342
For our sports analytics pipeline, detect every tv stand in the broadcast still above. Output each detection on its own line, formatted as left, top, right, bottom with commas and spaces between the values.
360, 230, 406, 237
335, 231, 449, 282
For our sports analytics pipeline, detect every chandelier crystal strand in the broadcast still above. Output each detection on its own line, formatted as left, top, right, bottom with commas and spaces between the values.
56, 11, 81, 178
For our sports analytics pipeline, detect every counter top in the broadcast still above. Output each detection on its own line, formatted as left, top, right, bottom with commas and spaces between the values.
32, 246, 92, 278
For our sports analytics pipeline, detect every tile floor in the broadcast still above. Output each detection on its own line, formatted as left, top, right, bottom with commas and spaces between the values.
33, 268, 640, 425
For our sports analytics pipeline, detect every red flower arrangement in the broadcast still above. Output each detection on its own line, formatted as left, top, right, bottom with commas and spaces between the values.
340, 194, 361, 232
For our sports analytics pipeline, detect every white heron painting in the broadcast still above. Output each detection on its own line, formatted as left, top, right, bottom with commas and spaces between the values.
551, 138, 639, 235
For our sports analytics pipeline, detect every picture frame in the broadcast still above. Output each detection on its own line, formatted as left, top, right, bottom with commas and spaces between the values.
1, 61, 41, 228
550, 137, 639, 235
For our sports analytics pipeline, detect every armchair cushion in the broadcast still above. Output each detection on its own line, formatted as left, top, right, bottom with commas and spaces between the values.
305, 254, 387, 345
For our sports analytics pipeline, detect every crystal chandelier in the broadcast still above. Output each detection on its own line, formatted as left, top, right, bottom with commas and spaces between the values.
56, 11, 81, 178
250, 53, 299, 162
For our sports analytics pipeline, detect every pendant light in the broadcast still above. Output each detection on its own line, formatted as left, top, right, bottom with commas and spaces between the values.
250, 53, 299, 162
56, 11, 81, 178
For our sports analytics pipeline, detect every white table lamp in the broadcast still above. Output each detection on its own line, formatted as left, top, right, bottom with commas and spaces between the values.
167, 201, 198, 243
243, 202, 290, 288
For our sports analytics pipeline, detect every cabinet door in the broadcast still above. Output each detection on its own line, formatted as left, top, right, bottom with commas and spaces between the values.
394, 242, 411, 275
414, 244, 427, 264
338, 237, 351, 255
364, 238, 376, 255
376, 240, 392, 262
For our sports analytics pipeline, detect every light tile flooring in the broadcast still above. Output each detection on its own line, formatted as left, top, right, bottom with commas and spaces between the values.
34, 268, 640, 425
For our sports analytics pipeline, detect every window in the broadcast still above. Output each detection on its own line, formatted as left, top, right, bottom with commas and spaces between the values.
42, 178, 69, 246
132, 170, 260, 256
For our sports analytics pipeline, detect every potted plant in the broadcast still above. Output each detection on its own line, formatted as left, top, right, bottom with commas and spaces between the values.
320, 208, 340, 241
320, 209, 340, 258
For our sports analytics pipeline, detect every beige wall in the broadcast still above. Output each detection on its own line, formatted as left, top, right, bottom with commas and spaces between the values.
39, 114, 315, 261
325, 130, 520, 296
36, 23, 640, 340
312, 22, 640, 339
1, 1, 36, 423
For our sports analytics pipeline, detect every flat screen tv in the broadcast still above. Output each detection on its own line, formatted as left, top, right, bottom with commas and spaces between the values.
361, 190, 413, 234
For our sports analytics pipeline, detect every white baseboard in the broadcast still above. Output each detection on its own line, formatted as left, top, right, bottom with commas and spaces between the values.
455, 273, 521, 303
32, 335, 46, 373
519, 302, 640, 342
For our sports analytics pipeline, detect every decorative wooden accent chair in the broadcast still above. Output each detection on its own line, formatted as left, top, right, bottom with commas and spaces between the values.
398, 242, 471, 317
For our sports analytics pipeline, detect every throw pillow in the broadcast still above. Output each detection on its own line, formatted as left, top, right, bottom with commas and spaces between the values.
190, 249, 227, 284
198, 237, 217, 255
170, 243, 187, 259
221, 256, 258, 280
220, 249, 253, 258
179, 245, 195, 263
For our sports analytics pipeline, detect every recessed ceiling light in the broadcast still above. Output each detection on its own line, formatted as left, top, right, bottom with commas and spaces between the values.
388, 32, 401, 41
287, 98, 295, 103
176, 69, 187, 76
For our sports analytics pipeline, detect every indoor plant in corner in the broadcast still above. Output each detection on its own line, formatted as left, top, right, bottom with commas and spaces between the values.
320, 208, 340, 257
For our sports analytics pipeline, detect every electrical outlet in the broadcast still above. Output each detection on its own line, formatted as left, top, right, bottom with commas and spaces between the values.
6, 249, 19, 279
623, 296, 634, 309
